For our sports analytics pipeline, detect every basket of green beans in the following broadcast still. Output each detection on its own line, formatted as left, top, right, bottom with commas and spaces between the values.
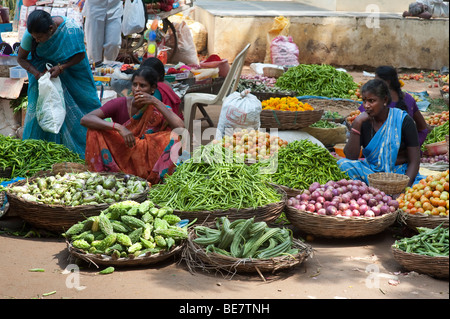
392, 224, 449, 278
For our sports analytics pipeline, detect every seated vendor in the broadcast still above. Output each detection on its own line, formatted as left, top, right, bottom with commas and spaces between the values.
358, 66, 429, 146
81, 67, 185, 185
338, 79, 425, 187
111, 57, 183, 120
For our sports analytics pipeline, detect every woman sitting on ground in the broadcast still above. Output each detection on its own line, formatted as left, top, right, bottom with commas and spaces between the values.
81, 67, 185, 184
339, 79, 425, 187
358, 66, 429, 146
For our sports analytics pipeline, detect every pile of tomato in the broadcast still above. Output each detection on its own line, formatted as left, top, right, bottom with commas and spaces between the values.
424, 111, 449, 126
397, 170, 449, 216
346, 110, 361, 125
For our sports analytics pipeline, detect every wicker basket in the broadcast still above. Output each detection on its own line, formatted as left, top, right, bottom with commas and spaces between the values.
392, 247, 449, 278
398, 210, 449, 230
5, 172, 149, 233
270, 183, 303, 199
367, 173, 410, 196
52, 162, 88, 175
285, 206, 398, 238
259, 109, 324, 130
251, 91, 297, 102
165, 185, 286, 225
67, 240, 184, 268
182, 230, 312, 275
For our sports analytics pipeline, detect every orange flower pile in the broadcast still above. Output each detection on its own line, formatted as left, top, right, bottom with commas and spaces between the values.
262, 97, 314, 112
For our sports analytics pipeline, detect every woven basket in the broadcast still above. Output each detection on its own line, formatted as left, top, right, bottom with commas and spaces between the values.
368, 173, 410, 196
398, 210, 449, 230
392, 247, 449, 278
52, 162, 88, 175
259, 109, 324, 130
270, 183, 303, 199
182, 230, 312, 275
300, 98, 362, 117
167, 185, 287, 225
285, 206, 398, 238
251, 91, 297, 102
5, 172, 149, 233
67, 240, 184, 268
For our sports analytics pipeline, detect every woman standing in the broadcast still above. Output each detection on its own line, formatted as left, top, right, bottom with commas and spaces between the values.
81, 67, 185, 184
17, 10, 101, 158
339, 79, 424, 187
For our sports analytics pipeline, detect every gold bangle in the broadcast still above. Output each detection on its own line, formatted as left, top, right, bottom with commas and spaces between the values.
58, 64, 64, 72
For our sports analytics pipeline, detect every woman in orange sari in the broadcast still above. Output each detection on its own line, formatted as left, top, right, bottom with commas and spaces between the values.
81, 67, 185, 184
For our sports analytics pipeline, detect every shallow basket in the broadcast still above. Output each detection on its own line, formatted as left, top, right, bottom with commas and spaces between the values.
368, 173, 410, 196
52, 162, 88, 175
251, 91, 297, 102
5, 172, 149, 233
392, 247, 449, 278
285, 206, 398, 238
167, 185, 286, 225
67, 240, 184, 268
182, 229, 312, 275
398, 210, 449, 230
259, 108, 324, 130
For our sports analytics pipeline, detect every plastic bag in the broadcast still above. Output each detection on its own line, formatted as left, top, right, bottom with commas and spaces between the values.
168, 21, 199, 65
36, 68, 66, 134
264, 16, 290, 63
270, 35, 299, 66
121, 0, 145, 36
216, 90, 262, 139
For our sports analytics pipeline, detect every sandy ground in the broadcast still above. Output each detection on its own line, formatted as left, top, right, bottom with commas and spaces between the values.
0, 68, 448, 303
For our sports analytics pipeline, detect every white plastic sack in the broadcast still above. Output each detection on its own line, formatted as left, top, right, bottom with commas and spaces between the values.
270, 35, 299, 66
121, 0, 145, 36
168, 21, 199, 65
216, 90, 262, 139
36, 70, 66, 134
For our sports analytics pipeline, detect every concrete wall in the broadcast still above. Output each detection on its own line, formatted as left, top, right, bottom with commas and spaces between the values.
194, 8, 450, 70
294, 0, 412, 12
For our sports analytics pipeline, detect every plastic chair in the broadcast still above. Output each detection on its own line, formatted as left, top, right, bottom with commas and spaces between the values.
183, 43, 251, 136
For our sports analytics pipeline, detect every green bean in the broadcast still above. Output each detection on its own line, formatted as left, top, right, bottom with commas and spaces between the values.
393, 224, 449, 257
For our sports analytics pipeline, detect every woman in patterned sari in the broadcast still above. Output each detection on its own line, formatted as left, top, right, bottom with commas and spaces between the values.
17, 10, 101, 158
338, 79, 424, 187
81, 67, 185, 185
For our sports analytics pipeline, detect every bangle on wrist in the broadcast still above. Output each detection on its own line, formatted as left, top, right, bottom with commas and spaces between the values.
112, 122, 116, 130
58, 64, 64, 73
351, 128, 361, 136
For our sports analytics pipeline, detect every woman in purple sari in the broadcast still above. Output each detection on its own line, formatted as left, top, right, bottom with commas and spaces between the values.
340, 79, 425, 187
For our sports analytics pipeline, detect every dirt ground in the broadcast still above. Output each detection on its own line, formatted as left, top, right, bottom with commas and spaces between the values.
0, 69, 448, 303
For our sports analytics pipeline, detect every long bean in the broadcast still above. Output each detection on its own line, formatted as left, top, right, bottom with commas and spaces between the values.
149, 145, 282, 211
256, 139, 348, 190
393, 224, 449, 257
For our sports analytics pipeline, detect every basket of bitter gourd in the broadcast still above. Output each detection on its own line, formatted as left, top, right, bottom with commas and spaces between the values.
4, 171, 149, 233
149, 145, 286, 225
182, 216, 312, 276
65, 200, 188, 267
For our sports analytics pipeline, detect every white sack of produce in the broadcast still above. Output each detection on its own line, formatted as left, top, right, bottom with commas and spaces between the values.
276, 131, 325, 148
216, 90, 262, 139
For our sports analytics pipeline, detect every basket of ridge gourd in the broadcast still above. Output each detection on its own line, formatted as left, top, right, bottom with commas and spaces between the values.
5, 171, 150, 233
391, 223, 449, 278
182, 216, 312, 275
148, 145, 287, 225
66, 200, 188, 267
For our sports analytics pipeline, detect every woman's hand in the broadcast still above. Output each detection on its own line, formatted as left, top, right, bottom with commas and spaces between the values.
133, 92, 159, 108
117, 125, 136, 148
48, 65, 63, 78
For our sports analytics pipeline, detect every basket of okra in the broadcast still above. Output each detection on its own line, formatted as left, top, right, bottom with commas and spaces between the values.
392, 224, 449, 278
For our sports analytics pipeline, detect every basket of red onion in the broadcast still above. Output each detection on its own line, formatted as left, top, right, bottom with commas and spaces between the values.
285, 179, 399, 238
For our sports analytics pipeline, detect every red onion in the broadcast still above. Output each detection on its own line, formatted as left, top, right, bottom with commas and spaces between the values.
357, 198, 367, 206
371, 206, 381, 216
352, 190, 360, 199
315, 202, 323, 211
287, 199, 293, 206
375, 194, 383, 202
341, 193, 351, 203
309, 182, 321, 193
343, 209, 353, 217
311, 191, 321, 201
298, 204, 306, 211
380, 205, 390, 215
317, 208, 327, 215
323, 190, 333, 201
362, 193, 372, 202
338, 179, 349, 186
326, 206, 337, 215
382, 195, 391, 203
306, 203, 316, 212
368, 198, 378, 207
300, 193, 310, 201
388, 200, 399, 209
364, 210, 375, 217
352, 209, 360, 216
316, 196, 325, 204
359, 204, 369, 213
331, 189, 340, 197
338, 203, 349, 212
349, 202, 360, 211
295, 194, 302, 200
